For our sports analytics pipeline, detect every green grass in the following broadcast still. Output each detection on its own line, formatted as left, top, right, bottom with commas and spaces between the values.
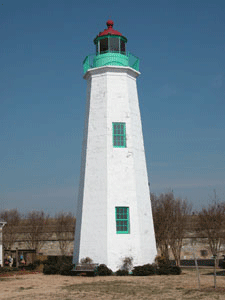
18, 286, 34, 291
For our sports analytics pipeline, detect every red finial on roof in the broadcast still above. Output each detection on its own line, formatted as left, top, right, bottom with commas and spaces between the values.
97, 19, 123, 37
106, 20, 114, 28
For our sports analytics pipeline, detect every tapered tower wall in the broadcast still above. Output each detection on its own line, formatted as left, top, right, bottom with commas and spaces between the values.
73, 66, 157, 271
73, 72, 108, 264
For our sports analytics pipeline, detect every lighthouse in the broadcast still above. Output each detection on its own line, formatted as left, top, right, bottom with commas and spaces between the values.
73, 20, 157, 271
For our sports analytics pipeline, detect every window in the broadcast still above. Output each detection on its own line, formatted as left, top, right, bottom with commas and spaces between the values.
115, 207, 130, 234
120, 40, 126, 54
100, 38, 108, 53
113, 122, 126, 148
109, 37, 119, 52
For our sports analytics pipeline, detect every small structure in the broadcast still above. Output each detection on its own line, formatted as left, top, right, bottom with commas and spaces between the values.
0, 221, 7, 267
4, 248, 36, 267
73, 263, 99, 276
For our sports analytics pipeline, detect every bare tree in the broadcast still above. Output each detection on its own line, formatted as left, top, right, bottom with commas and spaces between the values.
169, 198, 191, 266
197, 201, 225, 265
151, 192, 191, 266
151, 192, 173, 261
54, 212, 75, 255
0, 209, 21, 249
24, 210, 51, 253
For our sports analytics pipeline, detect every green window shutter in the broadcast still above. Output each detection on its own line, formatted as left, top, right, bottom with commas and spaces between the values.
115, 207, 130, 234
112, 122, 126, 148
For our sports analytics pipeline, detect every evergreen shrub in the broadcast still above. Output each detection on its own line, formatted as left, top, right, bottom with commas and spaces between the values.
156, 265, 181, 275
156, 266, 170, 275
43, 256, 74, 275
43, 264, 58, 275
25, 260, 41, 271
168, 266, 181, 275
96, 264, 112, 276
132, 264, 156, 276
155, 255, 181, 275
116, 269, 129, 276
0, 267, 19, 273
58, 256, 74, 275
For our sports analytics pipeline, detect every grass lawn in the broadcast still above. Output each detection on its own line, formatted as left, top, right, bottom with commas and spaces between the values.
0, 267, 225, 299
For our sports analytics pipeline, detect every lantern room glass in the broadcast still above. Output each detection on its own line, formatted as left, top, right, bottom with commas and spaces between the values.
100, 38, 108, 53
96, 36, 126, 55
109, 37, 119, 52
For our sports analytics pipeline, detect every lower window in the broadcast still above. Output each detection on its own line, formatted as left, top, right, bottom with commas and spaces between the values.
112, 122, 126, 148
115, 207, 130, 234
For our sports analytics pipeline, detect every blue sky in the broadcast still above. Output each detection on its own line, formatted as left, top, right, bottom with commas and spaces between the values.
0, 0, 224, 215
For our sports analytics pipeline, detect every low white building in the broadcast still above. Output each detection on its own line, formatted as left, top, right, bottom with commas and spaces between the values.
0, 221, 6, 267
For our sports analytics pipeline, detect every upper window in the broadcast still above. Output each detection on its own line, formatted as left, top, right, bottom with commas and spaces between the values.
109, 37, 119, 52
120, 40, 126, 54
100, 38, 108, 53
115, 207, 130, 234
97, 37, 126, 54
113, 122, 126, 148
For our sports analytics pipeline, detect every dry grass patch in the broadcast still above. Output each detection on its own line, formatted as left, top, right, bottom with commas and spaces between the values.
1, 268, 225, 300
63, 280, 164, 297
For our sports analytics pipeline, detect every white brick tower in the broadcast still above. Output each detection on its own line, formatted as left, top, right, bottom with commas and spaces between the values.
73, 20, 157, 271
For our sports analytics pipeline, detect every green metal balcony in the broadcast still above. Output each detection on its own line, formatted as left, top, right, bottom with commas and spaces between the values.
83, 52, 139, 74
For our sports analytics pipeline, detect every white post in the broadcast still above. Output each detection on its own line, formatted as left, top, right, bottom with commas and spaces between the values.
192, 240, 200, 289
0, 222, 7, 267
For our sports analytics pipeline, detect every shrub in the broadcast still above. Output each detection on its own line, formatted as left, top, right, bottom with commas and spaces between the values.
44, 256, 58, 265
155, 255, 181, 275
43, 255, 74, 275
58, 256, 74, 275
168, 266, 181, 275
80, 257, 93, 264
26, 263, 36, 271
34, 259, 41, 266
96, 264, 112, 276
132, 264, 156, 276
24, 260, 42, 271
43, 264, 59, 275
156, 265, 181, 275
116, 269, 129, 276
156, 266, 170, 275
121, 257, 133, 271
155, 255, 170, 268
0, 267, 19, 273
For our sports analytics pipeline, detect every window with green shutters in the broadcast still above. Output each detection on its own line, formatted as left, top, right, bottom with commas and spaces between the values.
115, 207, 130, 234
113, 122, 126, 148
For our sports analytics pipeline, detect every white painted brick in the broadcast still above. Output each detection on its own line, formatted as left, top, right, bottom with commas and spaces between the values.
73, 66, 157, 271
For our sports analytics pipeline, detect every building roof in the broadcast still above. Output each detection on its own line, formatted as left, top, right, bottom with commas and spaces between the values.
0, 220, 7, 226
97, 20, 123, 37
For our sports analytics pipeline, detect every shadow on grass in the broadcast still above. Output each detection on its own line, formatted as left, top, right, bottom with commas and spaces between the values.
205, 270, 225, 276
0, 278, 11, 281
62, 280, 163, 296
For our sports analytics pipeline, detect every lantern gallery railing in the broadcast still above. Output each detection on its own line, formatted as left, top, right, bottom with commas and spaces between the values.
83, 52, 140, 74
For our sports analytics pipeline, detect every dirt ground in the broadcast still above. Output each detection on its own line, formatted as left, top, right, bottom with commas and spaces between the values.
0, 268, 225, 300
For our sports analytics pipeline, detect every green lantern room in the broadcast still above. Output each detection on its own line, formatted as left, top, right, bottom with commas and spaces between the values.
83, 20, 139, 73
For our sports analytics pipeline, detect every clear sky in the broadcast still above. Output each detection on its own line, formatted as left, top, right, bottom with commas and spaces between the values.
1, 0, 224, 215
